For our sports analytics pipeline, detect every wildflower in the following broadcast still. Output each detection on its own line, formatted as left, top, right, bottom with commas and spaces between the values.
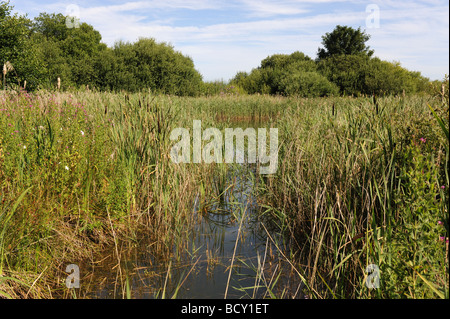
23, 145, 26, 149
419, 137, 426, 143
65, 166, 69, 171
441, 185, 446, 189
438, 221, 443, 225
80, 130, 84, 136
440, 236, 445, 241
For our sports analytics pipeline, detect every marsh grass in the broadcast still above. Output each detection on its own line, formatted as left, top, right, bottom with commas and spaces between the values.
0, 90, 228, 297
259, 94, 449, 298
0, 89, 447, 299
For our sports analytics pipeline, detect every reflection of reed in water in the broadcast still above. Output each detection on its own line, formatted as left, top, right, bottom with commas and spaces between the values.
80, 140, 293, 299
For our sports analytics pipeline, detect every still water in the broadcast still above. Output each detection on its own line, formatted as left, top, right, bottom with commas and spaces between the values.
79, 134, 301, 298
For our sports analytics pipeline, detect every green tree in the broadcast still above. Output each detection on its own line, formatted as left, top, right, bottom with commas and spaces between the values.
232, 51, 338, 96
318, 54, 429, 96
317, 25, 374, 61
317, 54, 370, 95
113, 38, 202, 95
364, 58, 429, 95
31, 13, 107, 89
1, 1, 44, 90
278, 70, 339, 97
260, 51, 314, 70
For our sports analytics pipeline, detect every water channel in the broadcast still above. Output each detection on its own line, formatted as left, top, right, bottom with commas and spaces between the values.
78, 129, 302, 299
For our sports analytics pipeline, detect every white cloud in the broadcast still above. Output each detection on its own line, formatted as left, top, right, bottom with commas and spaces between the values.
239, 0, 309, 17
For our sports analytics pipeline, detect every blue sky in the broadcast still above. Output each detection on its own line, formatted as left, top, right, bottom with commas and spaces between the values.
10, 0, 449, 82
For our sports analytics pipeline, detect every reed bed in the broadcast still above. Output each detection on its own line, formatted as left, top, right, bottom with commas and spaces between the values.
0, 89, 447, 299
260, 94, 449, 298
0, 90, 227, 297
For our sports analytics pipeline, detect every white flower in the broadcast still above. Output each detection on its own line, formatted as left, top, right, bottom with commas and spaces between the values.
23, 145, 26, 149
65, 166, 69, 171
80, 130, 85, 136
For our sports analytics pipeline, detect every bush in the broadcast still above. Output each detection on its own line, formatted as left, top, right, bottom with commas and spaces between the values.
317, 54, 370, 95
231, 51, 337, 97
278, 70, 339, 97
318, 55, 430, 96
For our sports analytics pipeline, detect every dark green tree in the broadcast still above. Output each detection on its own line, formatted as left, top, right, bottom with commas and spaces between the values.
1, 1, 44, 90
31, 13, 107, 89
364, 58, 429, 95
317, 54, 429, 96
317, 25, 374, 61
231, 51, 338, 96
317, 54, 371, 95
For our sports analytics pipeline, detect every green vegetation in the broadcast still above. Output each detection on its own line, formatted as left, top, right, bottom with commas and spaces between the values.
1, 3, 203, 94
230, 51, 339, 97
0, 0, 448, 300
316, 25, 374, 60
261, 87, 448, 298
1, 1, 436, 97
0, 88, 448, 299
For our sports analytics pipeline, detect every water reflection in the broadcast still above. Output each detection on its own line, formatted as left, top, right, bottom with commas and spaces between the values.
79, 123, 302, 299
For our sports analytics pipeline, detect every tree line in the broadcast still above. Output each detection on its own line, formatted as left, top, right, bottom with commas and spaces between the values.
0, 1, 441, 96
231, 25, 432, 97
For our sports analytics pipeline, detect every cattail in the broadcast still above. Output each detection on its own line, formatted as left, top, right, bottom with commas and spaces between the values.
373, 94, 379, 114
57, 77, 61, 90
2, 64, 5, 89
3, 62, 14, 90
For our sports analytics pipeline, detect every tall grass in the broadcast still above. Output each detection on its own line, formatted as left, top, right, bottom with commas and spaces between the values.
260, 94, 449, 298
0, 88, 447, 299
0, 90, 222, 297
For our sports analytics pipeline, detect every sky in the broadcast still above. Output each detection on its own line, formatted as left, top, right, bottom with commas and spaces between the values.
10, 0, 450, 82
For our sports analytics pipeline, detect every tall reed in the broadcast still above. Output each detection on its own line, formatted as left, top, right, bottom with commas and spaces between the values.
260, 94, 448, 298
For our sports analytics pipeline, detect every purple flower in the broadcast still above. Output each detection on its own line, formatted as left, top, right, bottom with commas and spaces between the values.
419, 137, 426, 143
441, 185, 446, 189
438, 221, 443, 225
440, 236, 445, 241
